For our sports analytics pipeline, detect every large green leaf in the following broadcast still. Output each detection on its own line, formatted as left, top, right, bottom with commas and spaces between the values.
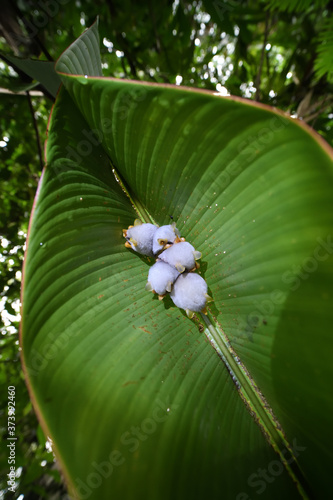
21, 22, 333, 500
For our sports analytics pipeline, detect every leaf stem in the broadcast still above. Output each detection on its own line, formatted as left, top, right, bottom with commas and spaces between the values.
200, 312, 313, 500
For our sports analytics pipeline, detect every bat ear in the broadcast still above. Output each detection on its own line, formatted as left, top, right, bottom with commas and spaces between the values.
186, 309, 195, 319
134, 219, 142, 226
193, 251, 201, 260
171, 222, 181, 237
145, 282, 153, 292
175, 263, 186, 273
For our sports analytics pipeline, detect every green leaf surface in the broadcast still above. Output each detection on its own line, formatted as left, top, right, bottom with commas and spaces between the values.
21, 22, 333, 500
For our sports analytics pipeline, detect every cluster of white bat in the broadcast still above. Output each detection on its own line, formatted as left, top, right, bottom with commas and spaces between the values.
123, 220, 211, 317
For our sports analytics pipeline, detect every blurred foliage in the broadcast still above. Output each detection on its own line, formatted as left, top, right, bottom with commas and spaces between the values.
263, 0, 329, 12
0, 0, 332, 498
314, 14, 333, 84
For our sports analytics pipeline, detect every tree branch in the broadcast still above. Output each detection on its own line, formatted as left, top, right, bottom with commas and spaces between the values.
26, 91, 44, 172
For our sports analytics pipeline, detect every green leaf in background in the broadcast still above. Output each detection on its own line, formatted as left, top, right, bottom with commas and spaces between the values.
263, 0, 328, 12
0, 73, 38, 93
21, 22, 333, 500
3, 54, 61, 97
314, 15, 333, 84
